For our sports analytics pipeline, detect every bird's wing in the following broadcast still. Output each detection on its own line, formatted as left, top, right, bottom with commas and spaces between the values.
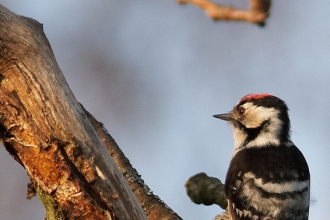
225, 144, 310, 219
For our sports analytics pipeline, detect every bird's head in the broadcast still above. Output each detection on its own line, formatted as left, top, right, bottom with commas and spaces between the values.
214, 94, 291, 150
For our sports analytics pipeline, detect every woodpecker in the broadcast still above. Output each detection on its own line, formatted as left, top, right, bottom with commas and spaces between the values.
214, 94, 310, 220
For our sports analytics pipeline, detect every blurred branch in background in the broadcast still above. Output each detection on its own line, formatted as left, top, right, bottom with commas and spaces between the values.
177, 0, 271, 26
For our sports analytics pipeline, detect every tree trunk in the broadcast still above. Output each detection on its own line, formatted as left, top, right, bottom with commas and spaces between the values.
0, 4, 181, 220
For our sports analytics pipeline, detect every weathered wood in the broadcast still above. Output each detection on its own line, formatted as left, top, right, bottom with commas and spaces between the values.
82, 106, 182, 220
0, 4, 149, 219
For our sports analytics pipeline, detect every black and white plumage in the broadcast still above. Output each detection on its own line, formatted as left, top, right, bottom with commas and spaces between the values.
214, 94, 310, 220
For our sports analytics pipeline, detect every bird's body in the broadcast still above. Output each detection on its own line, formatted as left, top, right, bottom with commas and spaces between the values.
214, 94, 310, 220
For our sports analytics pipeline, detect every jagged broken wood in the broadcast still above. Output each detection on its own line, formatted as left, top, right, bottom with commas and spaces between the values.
177, 0, 271, 26
0, 4, 181, 220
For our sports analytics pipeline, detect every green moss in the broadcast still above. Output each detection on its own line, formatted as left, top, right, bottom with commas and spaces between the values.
36, 186, 65, 220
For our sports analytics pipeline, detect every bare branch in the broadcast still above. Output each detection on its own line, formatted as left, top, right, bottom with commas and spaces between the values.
177, 0, 271, 26
185, 173, 228, 220
0, 4, 149, 219
82, 105, 182, 220
185, 173, 227, 209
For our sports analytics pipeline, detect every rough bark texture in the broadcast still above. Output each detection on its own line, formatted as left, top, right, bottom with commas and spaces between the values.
0, 4, 180, 220
82, 106, 182, 220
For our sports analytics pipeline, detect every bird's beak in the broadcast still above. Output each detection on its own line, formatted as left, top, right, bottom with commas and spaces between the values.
213, 112, 233, 121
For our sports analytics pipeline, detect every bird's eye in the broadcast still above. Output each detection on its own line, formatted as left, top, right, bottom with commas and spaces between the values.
238, 106, 245, 115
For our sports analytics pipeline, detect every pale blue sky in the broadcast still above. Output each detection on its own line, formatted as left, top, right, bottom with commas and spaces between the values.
0, 1, 328, 219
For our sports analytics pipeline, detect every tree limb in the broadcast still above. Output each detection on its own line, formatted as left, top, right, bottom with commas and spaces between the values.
177, 0, 271, 26
185, 173, 228, 220
82, 105, 182, 220
0, 4, 179, 219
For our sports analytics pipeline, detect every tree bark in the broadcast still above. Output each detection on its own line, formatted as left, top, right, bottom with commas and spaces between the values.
82, 106, 182, 220
0, 4, 181, 220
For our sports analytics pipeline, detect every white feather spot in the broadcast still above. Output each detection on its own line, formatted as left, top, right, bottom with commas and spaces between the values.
244, 172, 309, 194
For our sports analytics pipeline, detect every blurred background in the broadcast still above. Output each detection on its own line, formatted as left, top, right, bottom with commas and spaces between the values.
0, 1, 328, 219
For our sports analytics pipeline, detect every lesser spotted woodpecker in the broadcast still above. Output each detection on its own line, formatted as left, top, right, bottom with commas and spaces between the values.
214, 94, 310, 220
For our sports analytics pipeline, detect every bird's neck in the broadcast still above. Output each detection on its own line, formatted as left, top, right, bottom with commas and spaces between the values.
232, 126, 291, 152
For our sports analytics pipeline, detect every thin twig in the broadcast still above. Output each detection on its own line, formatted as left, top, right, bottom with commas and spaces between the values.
177, 0, 271, 26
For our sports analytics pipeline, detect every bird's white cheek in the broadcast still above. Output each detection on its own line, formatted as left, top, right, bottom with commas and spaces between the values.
241, 112, 265, 128
231, 127, 246, 150
240, 105, 280, 129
